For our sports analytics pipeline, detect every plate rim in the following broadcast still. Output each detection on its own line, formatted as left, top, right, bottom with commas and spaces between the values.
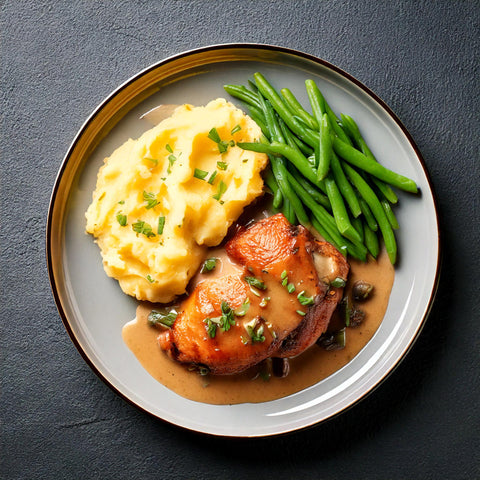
46, 43, 442, 437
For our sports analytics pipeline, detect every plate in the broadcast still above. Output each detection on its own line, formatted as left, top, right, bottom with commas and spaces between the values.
47, 44, 440, 437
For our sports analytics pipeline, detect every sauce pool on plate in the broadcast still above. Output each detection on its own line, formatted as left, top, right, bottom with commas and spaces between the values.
122, 247, 394, 405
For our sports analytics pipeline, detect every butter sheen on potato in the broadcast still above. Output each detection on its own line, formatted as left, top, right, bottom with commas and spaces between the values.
85, 99, 268, 303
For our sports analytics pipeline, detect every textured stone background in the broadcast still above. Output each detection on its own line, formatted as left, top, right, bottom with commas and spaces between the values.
1, 1, 479, 478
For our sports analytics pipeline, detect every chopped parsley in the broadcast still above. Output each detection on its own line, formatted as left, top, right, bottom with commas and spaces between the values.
204, 301, 236, 338
207, 127, 235, 154
244, 276, 267, 290
165, 144, 173, 153
330, 277, 346, 288
132, 220, 155, 238
297, 291, 315, 306
212, 180, 227, 202
245, 318, 265, 343
148, 310, 177, 328
204, 318, 218, 338
233, 298, 250, 316
146, 274, 155, 283
259, 297, 270, 307
216, 161, 228, 171
116, 213, 127, 226
167, 154, 176, 173
143, 191, 159, 209
200, 257, 217, 273
157, 216, 165, 235
287, 283, 296, 294
144, 157, 159, 166
207, 170, 217, 185
194, 168, 209, 180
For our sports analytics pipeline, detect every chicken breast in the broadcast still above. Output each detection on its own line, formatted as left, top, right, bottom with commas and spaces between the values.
158, 213, 349, 375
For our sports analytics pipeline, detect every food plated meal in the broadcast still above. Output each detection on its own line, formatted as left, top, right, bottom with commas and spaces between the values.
48, 45, 440, 436
85, 72, 417, 404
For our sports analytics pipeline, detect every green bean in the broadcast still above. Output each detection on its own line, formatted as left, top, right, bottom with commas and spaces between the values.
282, 197, 296, 224
358, 197, 378, 232
247, 108, 269, 138
280, 88, 319, 130
256, 92, 284, 143
344, 163, 397, 264
270, 155, 310, 226
341, 114, 398, 204
253, 72, 318, 147
324, 103, 352, 146
324, 174, 362, 244
381, 198, 400, 229
256, 97, 310, 227
317, 113, 333, 181
310, 217, 346, 256
239, 141, 318, 186
351, 216, 364, 243
264, 166, 283, 209
287, 164, 330, 208
364, 223, 380, 259
330, 152, 362, 218
305, 79, 325, 123
223, 84, 261, 109
333, 136, 418, 193
287, 172, 367, 261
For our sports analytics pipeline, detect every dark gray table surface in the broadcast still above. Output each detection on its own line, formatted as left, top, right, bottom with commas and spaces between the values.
2, 1, 479, 479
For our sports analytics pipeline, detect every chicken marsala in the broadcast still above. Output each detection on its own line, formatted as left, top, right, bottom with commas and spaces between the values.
158, 214, 349, 375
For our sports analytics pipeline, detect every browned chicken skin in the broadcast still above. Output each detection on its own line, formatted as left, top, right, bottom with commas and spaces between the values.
158, 214, 349, 375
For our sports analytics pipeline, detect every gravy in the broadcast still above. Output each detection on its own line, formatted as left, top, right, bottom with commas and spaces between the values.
122, 246, 394, 404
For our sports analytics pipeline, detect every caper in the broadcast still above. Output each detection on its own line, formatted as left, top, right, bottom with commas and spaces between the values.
352, 280, 374, 301
349, 306, 365, 327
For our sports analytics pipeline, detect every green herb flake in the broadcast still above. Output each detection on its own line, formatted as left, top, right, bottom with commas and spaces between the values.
281, 277, 288, 287
231, 124, 241, 135
200, 257, 217, 273
219, 301, 236, 332
242, 159, 248, 163
167, 154, 177, 173
146, 274, 155, 284
144, 157, 159, 166
297, 291, 315, 306
143, 191, 159, 209
207, 170, 218, 185
157, 216, 165, 235
244, 276, 267, 290
132, 220, 156, 238
204, 318, 218, 338
216, 161, 228, 171
212, 180, 227, 201
116, 213, 127, 227
281, 270, 288, 280
148, 310, 177, 328
259, 297, 271, 308
296, 310, 306, 316
165, 144, 173, 153
118, 200, 125, 205
207, 127, 221, 144
287, 283, 296, 294
233, 298, 250, 317
245, 318, 265, 343
330, 277, 346, 288
194, 168, 209, 180
207, 127, 235, 154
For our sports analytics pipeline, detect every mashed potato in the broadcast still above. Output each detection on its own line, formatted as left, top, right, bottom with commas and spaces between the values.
85, 98, 268, 303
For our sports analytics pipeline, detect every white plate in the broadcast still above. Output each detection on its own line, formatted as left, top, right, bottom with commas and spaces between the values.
47, 44, 440, 437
